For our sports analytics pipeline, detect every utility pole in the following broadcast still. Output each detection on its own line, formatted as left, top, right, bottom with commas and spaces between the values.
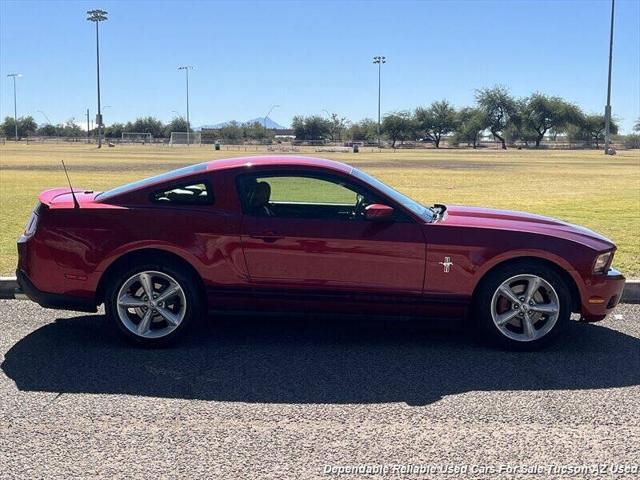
7, 73, 21, 141
604, 0, 615, 155
87, 109, 90, 144
178, 66, 194, 146
87, 9, 108, 148
372, 56, 386, 148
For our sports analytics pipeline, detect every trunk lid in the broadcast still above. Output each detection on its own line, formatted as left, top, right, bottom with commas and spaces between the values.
38, 188, 98, 209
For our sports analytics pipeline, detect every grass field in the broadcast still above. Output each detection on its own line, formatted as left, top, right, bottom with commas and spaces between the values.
1, 143, 638, 277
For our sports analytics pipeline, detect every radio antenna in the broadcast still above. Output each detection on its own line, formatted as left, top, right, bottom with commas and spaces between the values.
61, 160, 80, 209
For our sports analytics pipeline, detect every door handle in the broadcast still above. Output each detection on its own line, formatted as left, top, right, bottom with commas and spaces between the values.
249, 231, 284, 243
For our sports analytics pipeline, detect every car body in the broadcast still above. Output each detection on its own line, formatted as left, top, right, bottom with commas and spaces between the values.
17, 156, 625, 348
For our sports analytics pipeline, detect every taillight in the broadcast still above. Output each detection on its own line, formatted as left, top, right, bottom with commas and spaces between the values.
23, 203, 41, 238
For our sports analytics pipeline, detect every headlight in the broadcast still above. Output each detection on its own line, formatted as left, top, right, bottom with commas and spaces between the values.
593, 252, 612, 274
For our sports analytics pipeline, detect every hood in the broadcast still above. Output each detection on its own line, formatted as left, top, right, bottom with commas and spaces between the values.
441, 205, 615, 250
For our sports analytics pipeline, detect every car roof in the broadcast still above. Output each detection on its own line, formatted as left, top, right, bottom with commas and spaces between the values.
204, 156, 353, 174
96, 156, 354, 203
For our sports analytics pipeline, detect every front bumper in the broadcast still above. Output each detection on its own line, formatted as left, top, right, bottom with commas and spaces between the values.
16, 269, 97, 313
580, 267, 625, 322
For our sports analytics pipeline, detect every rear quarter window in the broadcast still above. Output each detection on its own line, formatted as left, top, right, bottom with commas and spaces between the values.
150, 182, 213, 205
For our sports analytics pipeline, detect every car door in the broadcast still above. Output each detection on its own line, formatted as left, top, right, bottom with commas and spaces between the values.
238, 171, 426, 294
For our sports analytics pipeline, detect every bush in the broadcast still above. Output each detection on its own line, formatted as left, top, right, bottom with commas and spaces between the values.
622, 134, 640, 149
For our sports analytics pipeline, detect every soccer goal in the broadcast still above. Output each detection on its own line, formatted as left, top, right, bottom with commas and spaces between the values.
169, 131, 201, 146
122, 132, 152, 144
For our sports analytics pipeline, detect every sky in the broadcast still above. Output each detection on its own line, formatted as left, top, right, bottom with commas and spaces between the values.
1, 0, 639, 133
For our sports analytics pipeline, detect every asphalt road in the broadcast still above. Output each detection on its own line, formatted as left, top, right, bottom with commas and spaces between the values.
0, 301, 638, 479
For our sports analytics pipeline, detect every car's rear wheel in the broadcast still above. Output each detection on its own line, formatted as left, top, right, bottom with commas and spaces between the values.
105, 262, 202, 346
474, 262, 572, 350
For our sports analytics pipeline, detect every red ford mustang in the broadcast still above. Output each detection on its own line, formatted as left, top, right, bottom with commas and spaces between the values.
17, 156, 625, 349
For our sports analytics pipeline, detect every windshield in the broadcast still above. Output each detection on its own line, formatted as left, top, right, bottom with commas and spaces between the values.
96, 162, 208, 200
352, 168, 434, 221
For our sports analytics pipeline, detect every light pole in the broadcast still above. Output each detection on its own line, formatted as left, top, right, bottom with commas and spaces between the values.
37, 110, 52, 125
264, 104, 280, 130
7, 73, 21, 141
373, 56, 386, 147
178, 66, 194, 146
87, 9, 108, 148
604, 0, 615, 155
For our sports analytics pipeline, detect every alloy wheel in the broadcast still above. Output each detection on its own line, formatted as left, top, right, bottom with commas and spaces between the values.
490, 274, 560, 342
116, 270, 187, 339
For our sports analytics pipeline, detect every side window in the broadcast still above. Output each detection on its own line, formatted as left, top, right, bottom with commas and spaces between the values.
151, 182, 213, 205
265, 176, 358, 204
237, 174, 381, 220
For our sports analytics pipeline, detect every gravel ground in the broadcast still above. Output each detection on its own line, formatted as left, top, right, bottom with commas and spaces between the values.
0, 301, 638, 479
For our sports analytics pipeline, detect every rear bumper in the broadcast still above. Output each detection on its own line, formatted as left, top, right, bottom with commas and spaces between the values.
16, 269, 97, 313
580, 267, 625, 322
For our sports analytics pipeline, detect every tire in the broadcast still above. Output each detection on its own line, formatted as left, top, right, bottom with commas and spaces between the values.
474, 261, 572, 350
105, 260, 203, 347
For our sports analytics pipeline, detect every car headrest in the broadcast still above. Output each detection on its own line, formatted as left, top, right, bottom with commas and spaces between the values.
249, 181, 271, 208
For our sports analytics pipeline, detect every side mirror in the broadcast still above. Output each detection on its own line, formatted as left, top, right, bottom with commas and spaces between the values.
365, 203, 394, 221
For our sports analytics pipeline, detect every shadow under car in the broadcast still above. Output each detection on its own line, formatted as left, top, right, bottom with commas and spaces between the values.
2, 313, 639, 406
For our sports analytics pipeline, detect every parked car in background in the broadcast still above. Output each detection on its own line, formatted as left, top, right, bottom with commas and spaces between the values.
17, 156, 625, 348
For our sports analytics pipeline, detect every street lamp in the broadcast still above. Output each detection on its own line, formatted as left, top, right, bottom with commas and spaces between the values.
178, 66, 194, 146
264, 104, 280, 130
604, 0, 615, 155
373, 56, 386, 147
7, 73, 21, 141
87, 9, 108, 148
37, 110, 52, 125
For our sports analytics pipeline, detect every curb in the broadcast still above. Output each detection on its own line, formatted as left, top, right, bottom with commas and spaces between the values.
0, 277, 20, 300
622, 280, 640, 304
1, 277, 639, 304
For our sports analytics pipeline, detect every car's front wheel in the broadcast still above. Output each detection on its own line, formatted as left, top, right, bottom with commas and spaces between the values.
105, 262, 202, 346
475, 262, 572, 350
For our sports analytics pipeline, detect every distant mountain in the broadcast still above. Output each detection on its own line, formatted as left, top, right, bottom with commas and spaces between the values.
199, 117, 286, 130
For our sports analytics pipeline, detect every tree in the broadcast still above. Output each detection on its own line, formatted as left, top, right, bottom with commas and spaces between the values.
243, 121, 271, 141
327, 113, 349, 142
475, 86, 516, 149
104, 122, 125, 139
347, 118, 378, 142
126, 116, 165, 138
523, 93, 583, 147
1, 116, 37, 139
414, 100, 457, 148
218, 121, 243, 142
581, 114, 619, 148
36, 124, 59, 136
291, 116, 305, 140
381, 111, 415, 148
291, 115, 331, 141
452, 107, 486, 149
505, 98, 539, 146
60, 119, 84, 138
164, 116, 189, 137
633, 118, 640, 132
